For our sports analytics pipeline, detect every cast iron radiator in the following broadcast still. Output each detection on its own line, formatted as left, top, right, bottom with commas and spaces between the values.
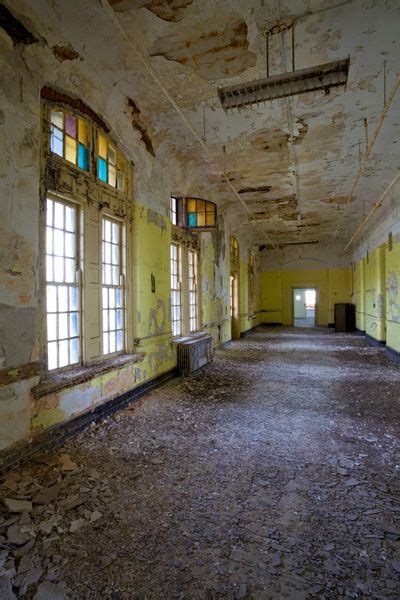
177, 335, 213, 376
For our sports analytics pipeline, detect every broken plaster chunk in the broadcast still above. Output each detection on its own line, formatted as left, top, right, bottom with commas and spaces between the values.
14, 566, 43, 589
90, 511, 102, 522
69, 518, 85, 533
0, 575, 17, 600
59, 454, 78, 471
7, 524, 32, 546
4, 498, 32, 513
34, 581, 68, 600
32, 484, 61, 505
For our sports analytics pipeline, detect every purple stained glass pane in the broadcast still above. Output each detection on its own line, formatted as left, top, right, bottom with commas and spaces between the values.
65, 114, 77, 139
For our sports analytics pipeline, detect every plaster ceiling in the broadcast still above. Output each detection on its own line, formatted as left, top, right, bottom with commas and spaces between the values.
7, 0, 400, 254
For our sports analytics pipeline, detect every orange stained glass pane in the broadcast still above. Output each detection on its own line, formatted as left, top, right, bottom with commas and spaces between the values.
78, 119, 89, 146
206, 212, 215, 226
98, 133, 107, 159
197, 213, 206, 227
65, 135, 77, 164
197, 199, 205, 212
187, 198, 196, 212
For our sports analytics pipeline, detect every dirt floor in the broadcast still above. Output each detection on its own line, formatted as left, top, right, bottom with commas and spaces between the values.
1, 327, 400, 599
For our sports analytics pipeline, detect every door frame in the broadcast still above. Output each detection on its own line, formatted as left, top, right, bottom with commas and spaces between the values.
292, 287, 318, 327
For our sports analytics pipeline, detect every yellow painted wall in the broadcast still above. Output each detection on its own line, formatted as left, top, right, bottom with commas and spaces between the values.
132, 204, 176, 381
200, 231, 230, 346
260, 267, 352, 326
353, 237, 400, 352
363, 245, 386, 342
386, 235, 400, 352
354, 258, 365, 331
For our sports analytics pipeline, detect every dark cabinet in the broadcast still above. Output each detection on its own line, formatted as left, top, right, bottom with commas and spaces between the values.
334, 303, 355, 332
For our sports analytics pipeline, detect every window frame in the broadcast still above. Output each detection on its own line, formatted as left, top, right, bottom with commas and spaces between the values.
170, 242, 183, 337
44, 194, 83, 372
100, 214, 127, 357
188, 249, 199, 333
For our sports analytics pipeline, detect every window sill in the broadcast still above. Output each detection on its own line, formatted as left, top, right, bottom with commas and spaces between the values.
171, 331, 209, 345
31, 353, 145, 399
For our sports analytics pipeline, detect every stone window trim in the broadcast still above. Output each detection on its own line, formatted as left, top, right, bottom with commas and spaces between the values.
31, 353, 145, 399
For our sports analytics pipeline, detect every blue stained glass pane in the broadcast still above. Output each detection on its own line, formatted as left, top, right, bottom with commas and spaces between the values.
50, 126, 63, 157
98, 157, 107, 182
78, 143, 89, 171
187, 212, 197, 227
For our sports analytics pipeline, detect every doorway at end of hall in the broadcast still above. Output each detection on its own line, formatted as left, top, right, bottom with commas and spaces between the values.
293, 288, 317, 327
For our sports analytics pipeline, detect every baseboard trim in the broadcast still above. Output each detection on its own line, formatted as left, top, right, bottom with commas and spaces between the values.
328, 323, 335, 328
261, 322, 283, 327
365, 334, 386, 347
356, 330, 400, 363
386, 346, 400, 364
240, 325, 259, 338
0, 367, 179, 475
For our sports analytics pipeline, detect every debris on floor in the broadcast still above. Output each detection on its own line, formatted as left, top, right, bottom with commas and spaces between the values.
1, 327, 400, 598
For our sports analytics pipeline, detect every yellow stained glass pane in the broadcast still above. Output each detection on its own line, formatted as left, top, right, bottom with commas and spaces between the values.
98, 134, 107, 159
65, 135, 77, 165
78, 119, 89, 146
197, 199, 205, 212
206, 212, 215, 226
51, 110, 63, 129
187, 198, 196, 212
109, 164, 117, 188
197, 213, 206, 227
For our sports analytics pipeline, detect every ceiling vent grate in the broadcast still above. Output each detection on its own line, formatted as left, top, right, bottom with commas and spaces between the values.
218, 57, 350, 112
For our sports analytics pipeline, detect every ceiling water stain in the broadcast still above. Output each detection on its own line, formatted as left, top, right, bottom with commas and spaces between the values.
110, 0, 193, 22
149, 16, 256, 80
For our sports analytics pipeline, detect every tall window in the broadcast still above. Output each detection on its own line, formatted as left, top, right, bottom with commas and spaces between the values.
50, 109, 90, 172
248, 253, 255, 316
170, 243, 182, 336
45, 198, 80, 370
102, 217, 125, 355
188, 250, 198, 332
170, 196, 178, 225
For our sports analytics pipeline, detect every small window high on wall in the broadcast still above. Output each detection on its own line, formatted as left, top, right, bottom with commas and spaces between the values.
45, 197, 80, 370
170, 196, 178, 225
50, 110, 90, 171
169, 197, 216, 229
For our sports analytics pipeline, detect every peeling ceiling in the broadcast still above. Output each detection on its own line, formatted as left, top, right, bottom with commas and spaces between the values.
3, 0, 400, 254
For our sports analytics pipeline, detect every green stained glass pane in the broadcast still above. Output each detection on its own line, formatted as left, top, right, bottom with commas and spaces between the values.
187, 212, 197, 227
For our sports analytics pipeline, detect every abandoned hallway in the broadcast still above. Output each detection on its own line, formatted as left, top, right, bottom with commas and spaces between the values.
1, 327, 400, 598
